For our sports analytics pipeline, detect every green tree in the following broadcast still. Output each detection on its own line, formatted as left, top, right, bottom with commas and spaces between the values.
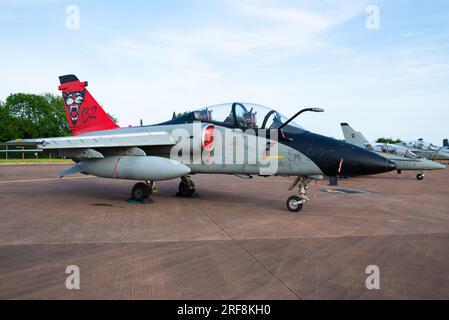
0, 100, 20, 142
0, 93, 70, 141
176, 111, 190, 118
107, 112, 119, 124
376, 137, 403, 144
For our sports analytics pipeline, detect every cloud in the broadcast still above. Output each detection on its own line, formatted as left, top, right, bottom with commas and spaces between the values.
87, 0, 370, 126
224, 0, 331, 27
223, 0, 365, 27
97, 0, 367, 70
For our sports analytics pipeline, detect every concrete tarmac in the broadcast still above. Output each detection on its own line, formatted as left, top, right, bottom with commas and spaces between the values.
0, 165, 448, 299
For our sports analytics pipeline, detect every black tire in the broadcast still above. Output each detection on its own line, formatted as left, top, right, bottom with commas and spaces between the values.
132, 183, 148, 202
286, 196, 303, 213
416, 174, 424, 181
179, 181, 195, 197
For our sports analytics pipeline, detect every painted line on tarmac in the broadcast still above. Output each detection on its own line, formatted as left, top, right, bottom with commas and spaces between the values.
0, 176, 93, 184
2, 231, 447, 247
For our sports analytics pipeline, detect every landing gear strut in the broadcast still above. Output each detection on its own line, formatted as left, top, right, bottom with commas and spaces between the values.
286, 176, 312, 213
178, 175, 196, 197
131, 181, 156, 202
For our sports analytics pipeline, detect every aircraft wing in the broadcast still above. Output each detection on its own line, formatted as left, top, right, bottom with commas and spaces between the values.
2, 131, 176, 159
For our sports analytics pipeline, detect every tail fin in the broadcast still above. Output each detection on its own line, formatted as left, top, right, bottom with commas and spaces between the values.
340, 123, 373, 150
58, 74, 119, 136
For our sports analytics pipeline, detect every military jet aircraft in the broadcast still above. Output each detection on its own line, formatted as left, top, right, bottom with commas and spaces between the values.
395, 139, 449, 161
341, 123, 445, 180
2, 75, 397, 212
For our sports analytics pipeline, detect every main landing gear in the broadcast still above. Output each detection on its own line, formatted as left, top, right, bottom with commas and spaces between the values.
178, 175, 196, 197
286, 176, 312, 213
129, 176, 196, 203
131, 181, 156, 202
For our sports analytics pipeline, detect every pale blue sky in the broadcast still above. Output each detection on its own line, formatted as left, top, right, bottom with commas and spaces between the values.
1, 0, 448, 142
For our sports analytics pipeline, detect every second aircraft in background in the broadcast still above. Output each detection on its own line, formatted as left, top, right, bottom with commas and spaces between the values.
395, 139, 449, 161
341, 123, 445, 180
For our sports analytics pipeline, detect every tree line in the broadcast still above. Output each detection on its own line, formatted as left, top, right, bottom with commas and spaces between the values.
376, 137, 403, 144
0, 93, 70, 142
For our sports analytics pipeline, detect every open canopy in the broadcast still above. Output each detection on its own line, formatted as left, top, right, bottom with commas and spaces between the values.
373, 143, 419, 159
192, 102, 306, 133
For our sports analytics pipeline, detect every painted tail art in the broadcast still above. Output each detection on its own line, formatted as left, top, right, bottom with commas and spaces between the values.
59, 74, 119, 136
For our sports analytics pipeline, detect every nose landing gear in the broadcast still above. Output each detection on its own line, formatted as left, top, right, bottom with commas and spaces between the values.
416, 171, 425, 181
286, 176, 312, 212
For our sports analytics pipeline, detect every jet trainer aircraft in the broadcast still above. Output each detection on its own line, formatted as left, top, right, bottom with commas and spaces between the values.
2, 75, 397, 212
341, 123, 445, 180
395, 139, 449, 161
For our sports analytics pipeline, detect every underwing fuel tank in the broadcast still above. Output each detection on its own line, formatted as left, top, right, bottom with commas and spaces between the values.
80, 156, 191, 181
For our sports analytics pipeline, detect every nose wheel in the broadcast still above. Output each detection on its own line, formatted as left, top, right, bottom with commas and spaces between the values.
416, 172, 425, 180
286, 196, 304, 212
286, 176, 312, 213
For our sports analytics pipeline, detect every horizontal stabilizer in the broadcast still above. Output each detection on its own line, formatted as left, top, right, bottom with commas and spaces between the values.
59, 165, 84, 178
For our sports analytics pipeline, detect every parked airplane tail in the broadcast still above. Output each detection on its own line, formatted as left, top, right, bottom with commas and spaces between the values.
58, 74, 119, 136
341, 123, 372, 150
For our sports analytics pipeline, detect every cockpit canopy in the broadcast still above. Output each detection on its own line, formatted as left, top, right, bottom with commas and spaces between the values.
373, 144, 419, 159
192, 102, 305, 133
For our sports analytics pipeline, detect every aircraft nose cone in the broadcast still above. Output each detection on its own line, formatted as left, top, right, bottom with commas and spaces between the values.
350, 151, 396, 176
435, 162, 446, 170
288, 132, 397, 177
386, 159, 397, 171
422, 159, 446, 170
